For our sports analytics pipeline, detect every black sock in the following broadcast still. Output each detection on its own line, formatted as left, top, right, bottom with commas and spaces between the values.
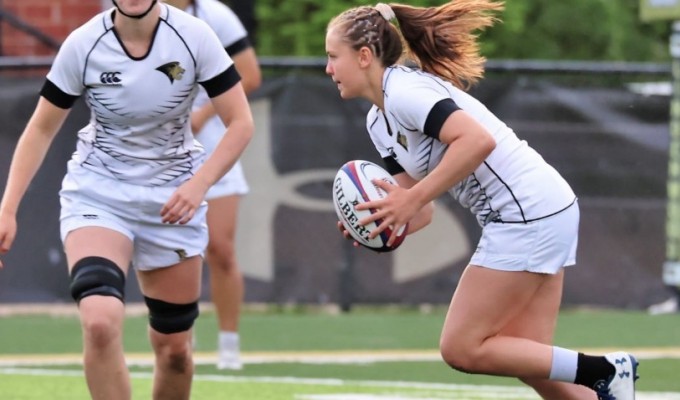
574, 353, 615, 389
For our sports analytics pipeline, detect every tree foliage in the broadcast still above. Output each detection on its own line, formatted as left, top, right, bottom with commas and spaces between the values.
251, 0, 671, 61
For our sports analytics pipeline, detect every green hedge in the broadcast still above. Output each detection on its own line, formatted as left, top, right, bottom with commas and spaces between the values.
248, 0, 671, 61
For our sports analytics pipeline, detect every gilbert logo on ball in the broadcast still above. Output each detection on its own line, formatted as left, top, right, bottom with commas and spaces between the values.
332, 160, 408, 252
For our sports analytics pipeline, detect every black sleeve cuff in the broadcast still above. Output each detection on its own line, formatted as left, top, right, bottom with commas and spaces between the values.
383, 156, 405, 175
225, 37, 251, 57
200, 64, 241, 98
39, 79, 79, 109
423, 98, 460, 139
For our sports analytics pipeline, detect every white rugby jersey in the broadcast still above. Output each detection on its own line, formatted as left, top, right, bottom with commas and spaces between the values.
42, 4, 240, 186
367, 66, 576, 226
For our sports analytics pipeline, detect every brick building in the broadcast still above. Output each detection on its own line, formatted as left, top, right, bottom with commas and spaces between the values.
1, 0, 105, 56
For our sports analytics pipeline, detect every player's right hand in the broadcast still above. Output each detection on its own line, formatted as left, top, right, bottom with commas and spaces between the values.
0, 213, 18, 268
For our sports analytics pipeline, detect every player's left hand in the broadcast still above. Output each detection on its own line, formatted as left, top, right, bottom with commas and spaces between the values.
161, 178, 209, 224
337, 221, 361, 248
0, 212, 17, 268
356, 179, 418, 246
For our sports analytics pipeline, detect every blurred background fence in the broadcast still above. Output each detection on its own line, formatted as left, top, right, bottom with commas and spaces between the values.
0, 58, 673, 310
0, 0, 676, 310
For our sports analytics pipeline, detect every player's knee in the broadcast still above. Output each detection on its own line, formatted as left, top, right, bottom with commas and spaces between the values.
518, 376, 542, 389
156, 341, 192, 374
206, 239, 237, 268
81, 315, 123, 349
440, 337, 479, 373
144, 296, 199, 334
166, 351, 191, 374
70, 256, 125, 304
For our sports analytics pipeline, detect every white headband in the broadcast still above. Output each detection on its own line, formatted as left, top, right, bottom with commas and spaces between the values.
375, 3, 395, 22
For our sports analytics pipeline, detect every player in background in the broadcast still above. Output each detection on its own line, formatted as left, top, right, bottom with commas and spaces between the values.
225, 0, 258, 44
0, 0, 253, 398
163, 0, 262, 370
325, 2, 638, 399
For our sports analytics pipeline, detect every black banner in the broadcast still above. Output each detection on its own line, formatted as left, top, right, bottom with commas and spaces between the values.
0, 73, 672, 309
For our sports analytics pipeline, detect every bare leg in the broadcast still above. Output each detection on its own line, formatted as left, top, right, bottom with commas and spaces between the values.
64, 227, 133, 400
137, 256, 202, 400
500, 269, 596, 399
205, 195, 244, 369
439, 265, 595, 399
147, 328, 194, 400
206, 195, 244, 334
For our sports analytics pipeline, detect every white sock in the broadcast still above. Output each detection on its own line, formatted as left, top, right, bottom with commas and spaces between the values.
219, 331, 240, 351
549, 346, 578, 382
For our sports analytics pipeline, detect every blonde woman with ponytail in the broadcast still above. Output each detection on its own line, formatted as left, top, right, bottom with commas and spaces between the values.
325, 2, 638, 399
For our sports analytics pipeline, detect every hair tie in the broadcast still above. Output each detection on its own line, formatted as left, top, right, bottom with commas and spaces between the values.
375, 3, 395, 22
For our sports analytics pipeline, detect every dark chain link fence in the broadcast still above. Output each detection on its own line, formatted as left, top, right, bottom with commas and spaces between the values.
0, 60, 673, 310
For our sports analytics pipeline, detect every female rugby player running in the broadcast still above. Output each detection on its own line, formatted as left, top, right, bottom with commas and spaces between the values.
326, 2, 638, 399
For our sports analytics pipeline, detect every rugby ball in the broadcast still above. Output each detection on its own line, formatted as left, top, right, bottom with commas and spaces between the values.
332, 160, 408, 252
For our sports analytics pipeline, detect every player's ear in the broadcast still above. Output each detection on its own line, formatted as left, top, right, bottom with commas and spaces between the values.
357, 46, 373, 68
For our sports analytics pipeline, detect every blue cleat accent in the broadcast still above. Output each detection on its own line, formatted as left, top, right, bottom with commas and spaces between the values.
594, 352, 639, 400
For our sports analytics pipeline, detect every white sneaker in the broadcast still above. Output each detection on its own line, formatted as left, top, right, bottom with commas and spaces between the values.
217, 348, 243, 370
594, 352, 639, 400
647, 296, 678, 315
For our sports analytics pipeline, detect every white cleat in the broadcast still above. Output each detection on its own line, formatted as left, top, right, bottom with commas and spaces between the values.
594, 352, 639, 400
647, 296, 678, 315
217, 349, 243, 370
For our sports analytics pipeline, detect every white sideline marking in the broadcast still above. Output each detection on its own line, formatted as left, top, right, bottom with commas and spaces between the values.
0, 348, 679, 367
0, 350, 443, 367
1, 368, 679, 400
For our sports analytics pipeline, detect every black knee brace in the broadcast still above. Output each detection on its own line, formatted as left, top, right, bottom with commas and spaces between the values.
69, 256, 125, 304
144, 296, 199, 334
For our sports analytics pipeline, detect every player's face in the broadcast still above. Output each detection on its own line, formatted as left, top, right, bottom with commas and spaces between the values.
325, 28, 362, 99
114, 0, 155, 15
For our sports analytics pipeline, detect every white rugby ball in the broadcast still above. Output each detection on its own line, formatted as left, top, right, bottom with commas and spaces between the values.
332, 160, 408, 252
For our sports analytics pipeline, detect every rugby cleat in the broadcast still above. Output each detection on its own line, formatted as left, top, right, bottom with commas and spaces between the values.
594, 352, 639, 400
217, 347, 243, 370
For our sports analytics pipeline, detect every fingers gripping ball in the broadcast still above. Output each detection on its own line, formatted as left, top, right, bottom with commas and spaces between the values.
332, 160, 408, 252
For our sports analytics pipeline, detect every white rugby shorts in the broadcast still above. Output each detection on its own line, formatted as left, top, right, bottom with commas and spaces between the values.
469, 201, 579, 274
205, 160, 249, 200
59, 161, 208, 270
195, 116, 249, 200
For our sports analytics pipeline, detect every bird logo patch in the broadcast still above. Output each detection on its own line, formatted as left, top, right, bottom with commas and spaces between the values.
156, 61, 185, 83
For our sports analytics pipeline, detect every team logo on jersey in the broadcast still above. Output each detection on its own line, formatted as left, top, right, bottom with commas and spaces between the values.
156, 61, 185, 83
397, 132, 408, 150
95, 72, 122, 86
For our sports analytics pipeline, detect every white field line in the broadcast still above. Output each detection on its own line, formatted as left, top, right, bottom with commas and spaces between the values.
0, 348, 679, 367
1, 368, 680, 400
0, 350, 442, 367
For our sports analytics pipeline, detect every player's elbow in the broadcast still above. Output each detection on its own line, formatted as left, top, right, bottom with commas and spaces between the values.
242, 77, 261, 94
241, 118, 255, 143
242, 69, 262, 94
229, 115, 255, 148
479, 131, 496, 158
